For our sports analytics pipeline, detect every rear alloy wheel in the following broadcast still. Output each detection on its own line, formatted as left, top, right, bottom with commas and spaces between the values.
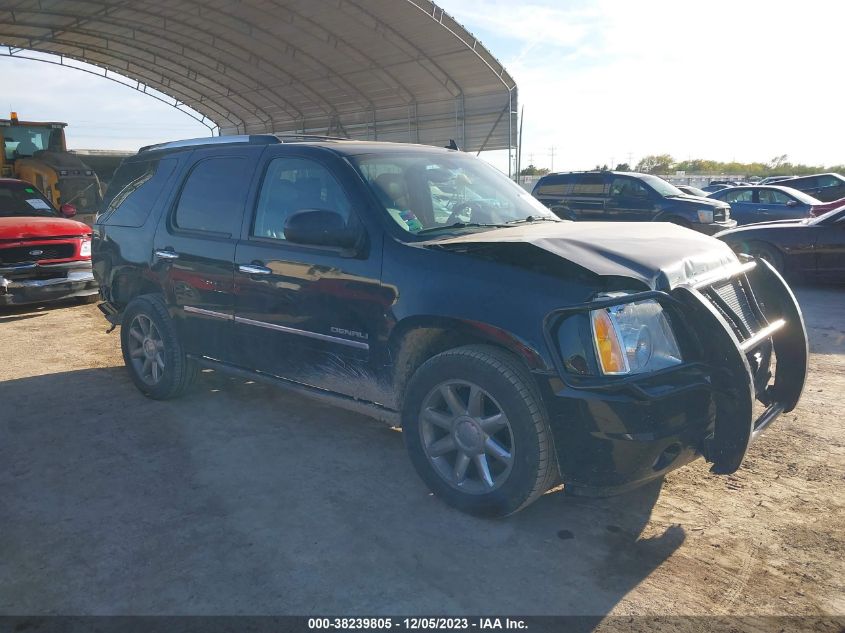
402, 345, 558, 517
120, 294, 197, 399
126, 313, 166, 386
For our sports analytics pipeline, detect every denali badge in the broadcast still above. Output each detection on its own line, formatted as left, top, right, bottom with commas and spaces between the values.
330, 327, 369, 340
29, 249, 44, 256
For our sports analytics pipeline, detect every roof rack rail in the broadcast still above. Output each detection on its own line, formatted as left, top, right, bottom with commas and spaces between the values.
139, 134, 280, 153
274, 133, 351, 142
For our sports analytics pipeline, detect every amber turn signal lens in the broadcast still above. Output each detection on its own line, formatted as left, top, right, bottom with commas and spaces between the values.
592, 309, 628, 374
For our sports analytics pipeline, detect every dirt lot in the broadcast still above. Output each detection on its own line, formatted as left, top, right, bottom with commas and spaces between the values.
1, 284, 843, 620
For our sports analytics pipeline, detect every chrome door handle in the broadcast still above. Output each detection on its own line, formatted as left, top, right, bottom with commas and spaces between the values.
154, 249, 180, 260
238, 263, 272, 275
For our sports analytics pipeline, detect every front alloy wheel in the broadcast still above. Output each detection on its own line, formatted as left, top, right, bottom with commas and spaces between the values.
402, 345, 558, 516
420, 380, 514, 494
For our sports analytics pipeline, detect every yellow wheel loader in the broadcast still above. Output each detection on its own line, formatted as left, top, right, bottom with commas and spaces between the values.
1, 113, 102, 222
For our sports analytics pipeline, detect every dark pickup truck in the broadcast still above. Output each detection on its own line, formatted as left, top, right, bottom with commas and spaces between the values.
93, 136, 807, 516
532, 170, 736, 234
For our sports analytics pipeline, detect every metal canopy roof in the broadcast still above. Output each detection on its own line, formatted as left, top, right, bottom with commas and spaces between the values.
0, 0, 518, 153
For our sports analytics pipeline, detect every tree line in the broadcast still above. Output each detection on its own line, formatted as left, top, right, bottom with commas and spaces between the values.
518, 155, 843, 177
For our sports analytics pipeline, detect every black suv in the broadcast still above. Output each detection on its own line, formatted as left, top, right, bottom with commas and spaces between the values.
532, 171, 736, 234
93, 136, 807, 516
773, 173, 845, 203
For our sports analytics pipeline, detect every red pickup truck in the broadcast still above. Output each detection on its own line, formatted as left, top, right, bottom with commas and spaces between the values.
0, 178, 98, 306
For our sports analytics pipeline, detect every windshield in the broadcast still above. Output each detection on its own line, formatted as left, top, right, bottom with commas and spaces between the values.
680, 186, 707, 197
351, 152, 558, 237
2, 125, 64, 160
637, 174, 685, 197
0, 183, 59, 218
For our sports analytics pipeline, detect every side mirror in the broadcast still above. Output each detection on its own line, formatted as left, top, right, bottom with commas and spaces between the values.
284, 209, 359, 249
60, 203, 77, 217
786, 200, 798, 208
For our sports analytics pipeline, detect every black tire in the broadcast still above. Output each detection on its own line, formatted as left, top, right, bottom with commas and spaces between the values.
120, 293, 197, 399
742, 241, 784, 273
402, 344, 558, 517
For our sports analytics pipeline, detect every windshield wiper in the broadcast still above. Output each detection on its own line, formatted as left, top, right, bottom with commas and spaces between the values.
416, 222, 503, 235
416, 216, 560, 235
504, 215, 561, 225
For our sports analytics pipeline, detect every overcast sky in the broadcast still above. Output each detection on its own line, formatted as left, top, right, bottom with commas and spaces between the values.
2, 0, 842, 172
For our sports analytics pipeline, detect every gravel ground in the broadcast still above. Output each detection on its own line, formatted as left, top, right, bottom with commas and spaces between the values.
0, 283, 843, 622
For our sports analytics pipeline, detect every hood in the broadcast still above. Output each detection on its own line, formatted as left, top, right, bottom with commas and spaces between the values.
426, 221, 738, 291
0, 216, 91, 240
673, 194, 727, 208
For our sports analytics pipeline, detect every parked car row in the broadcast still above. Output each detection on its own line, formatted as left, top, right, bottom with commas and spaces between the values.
529, 170, 844, 278
703, 173, 845, 202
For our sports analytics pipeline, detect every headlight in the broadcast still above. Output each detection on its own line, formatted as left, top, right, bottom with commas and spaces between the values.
80, 239, 92, 257
697, 208, 714, 223
590, 299, 682, 375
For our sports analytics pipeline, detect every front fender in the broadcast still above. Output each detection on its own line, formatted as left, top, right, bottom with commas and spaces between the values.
387, 315, 549, 372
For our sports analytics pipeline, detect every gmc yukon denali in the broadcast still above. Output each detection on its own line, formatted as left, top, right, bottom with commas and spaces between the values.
92, 136, 808, 516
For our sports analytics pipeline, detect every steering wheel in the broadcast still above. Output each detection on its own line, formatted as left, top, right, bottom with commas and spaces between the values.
446, 201, 500, 225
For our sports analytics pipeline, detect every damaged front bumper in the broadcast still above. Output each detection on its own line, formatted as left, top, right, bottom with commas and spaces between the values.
0, 262, 98, 306
539, 258, 808, 494
678, 258, 808, 473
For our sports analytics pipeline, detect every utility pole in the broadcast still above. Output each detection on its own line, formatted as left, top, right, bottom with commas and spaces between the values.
549, 146, 556, 172
627, 152, 634, 169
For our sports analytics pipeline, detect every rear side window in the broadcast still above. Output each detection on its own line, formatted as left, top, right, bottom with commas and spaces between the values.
571, 173, 605, 196
173, 157, 250, 236
723, 189, 754, 203
791, 176, 817, 188
818, 175, 842, 188
534, 174, 573, 197
103, 158, 177, 227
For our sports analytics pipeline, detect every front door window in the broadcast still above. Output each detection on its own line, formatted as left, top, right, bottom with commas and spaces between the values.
252, 157, 353, 241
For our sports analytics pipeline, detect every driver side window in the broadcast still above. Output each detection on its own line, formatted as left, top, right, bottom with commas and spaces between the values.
609, 177, 649, 198
758, 189, 790, 205
252, 157, 352, 241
